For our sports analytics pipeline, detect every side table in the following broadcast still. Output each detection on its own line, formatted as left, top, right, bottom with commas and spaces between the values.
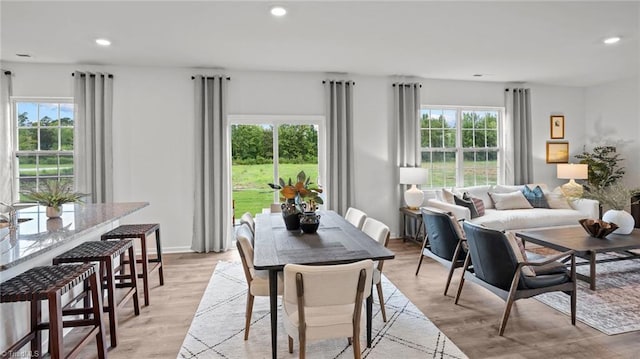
399, 207, 425, 243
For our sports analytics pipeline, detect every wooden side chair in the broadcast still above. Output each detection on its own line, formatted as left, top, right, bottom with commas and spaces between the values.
361, 217, 390, 322
344, 207, 367, 230
235, 223, 283, 340
455, 221, 577, 336
416, 208, 467, 296
283, 260, 373, 359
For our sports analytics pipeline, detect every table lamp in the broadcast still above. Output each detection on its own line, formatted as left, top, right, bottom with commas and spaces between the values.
557, 163, 588, 197
399, 167, 428, 209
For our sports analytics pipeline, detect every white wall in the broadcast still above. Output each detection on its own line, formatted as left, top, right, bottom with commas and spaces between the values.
2, 61, 600, 250
584, 77, 640, 188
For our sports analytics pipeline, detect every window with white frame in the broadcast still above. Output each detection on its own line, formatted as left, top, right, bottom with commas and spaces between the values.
420, 106, 502, 188
13, 99, 75, 199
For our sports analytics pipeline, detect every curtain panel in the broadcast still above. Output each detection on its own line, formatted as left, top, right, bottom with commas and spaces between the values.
393, 82, 421, 168
324, 80, 355, 216
504, 88, 533, 185
73, 71, 114, 203
192, 75, 232, 253
1, 70, 14, 204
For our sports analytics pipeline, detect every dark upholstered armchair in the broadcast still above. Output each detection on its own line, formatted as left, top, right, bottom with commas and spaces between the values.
416, 208, 467, 296
455, 221, 576, 336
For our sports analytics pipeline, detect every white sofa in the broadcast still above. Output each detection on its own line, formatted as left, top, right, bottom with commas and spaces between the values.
425, 184, 599, 231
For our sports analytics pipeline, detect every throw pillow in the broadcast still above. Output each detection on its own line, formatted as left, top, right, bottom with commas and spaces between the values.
488, 191, 533, 210
505, 231, 535, 276
522, 185, 549, 208
463, 192, 485, 217
454, 194, 480, 219
545, 187, 573, 209
441, 188, 456, 204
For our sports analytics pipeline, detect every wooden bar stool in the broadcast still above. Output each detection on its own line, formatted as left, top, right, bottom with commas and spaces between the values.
101, 224, 164, 306
53, 240, 140, 348
0, 263, 106, 359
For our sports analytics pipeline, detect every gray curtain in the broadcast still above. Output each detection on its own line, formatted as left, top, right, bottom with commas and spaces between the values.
73, 71, 114, 203
394, 82, 421, 167
192, 75, 232, 253
504, 88, 533, 185
1, 70, 13, 204
324, 80, 355, 216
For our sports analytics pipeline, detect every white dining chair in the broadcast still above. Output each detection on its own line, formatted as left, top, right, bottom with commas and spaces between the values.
240, 212, 255, 235
344, 207, 367, 230
361, 217, 391, 322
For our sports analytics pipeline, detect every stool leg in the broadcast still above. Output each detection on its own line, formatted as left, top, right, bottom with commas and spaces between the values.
155, 228, 164, 286
105, 257, 118, 348
128, 245, 141, 315
30, 299, 41, 357
89, 271, 107, 359
140, 234, 150, 306
47, 292, 63, 359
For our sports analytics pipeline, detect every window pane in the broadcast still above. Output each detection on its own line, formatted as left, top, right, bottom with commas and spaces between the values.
18, 129, 38, 150
38, 155, 59, 177
18, 178, 37, 201
17, 103, 37, 127
486, 130, 498, 147
60, 103, 74, 126
61, 128, 74, 150
18, 156, 36, 177
278, 124, 319, 193
462, 130, 473, 148
462, 151, 498, 187
39, 103, 58, 127
430, 129, 443, 147
39, 128, 59, 150
474, 130, 487, 147
444, 129, 456, 148
60, 155, 74, 176
423, 151, 456, 188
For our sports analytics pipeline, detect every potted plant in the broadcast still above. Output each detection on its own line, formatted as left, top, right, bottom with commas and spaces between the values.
268, 171, 323, 230
22, 180, 88, 218
575, 146, 625, 190
581, 183, 640, 235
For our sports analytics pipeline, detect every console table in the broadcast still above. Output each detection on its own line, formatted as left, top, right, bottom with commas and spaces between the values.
399, 207, 425, 243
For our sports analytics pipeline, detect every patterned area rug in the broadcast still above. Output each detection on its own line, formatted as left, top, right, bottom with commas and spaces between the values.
532, 251, 640, 335
178, 261, 467, 358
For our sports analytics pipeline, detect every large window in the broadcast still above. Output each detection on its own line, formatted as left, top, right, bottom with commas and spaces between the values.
13, 99, 75, 199
229, 115, 324, 216
420, 107, 502, 188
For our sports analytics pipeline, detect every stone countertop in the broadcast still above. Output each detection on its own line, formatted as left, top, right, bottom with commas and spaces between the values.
0, 202, 148, 271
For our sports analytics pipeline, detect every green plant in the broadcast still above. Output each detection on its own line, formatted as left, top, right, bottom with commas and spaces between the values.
22, 180, 88, 208
581, 183, 640, 210
574, 146, 625, 190
267, 171, 323, 209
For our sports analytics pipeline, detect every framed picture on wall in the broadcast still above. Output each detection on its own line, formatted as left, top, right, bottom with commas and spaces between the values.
546, 141, 569, 163
550, 115, 565, 139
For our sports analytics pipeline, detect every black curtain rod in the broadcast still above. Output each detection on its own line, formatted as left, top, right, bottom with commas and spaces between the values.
504, 88, 527, 92
322, 80, 356, 85
4, 70, 11, 75
392, 83, 422, 88
191, 76, 231, 80
71, 73, 114, 78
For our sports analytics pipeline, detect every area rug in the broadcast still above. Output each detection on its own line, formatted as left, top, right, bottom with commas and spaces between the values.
178, 261, 467, 358
532, 252, 640, 335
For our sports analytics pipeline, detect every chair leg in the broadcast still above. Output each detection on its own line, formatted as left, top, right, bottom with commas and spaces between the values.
376, 282, 387, 322
347, 337, 352, 345
244, 293, 255, 340
499, 268, 522, 336
415, 236, 429, 276
454, 253, 471, 305
288, 336, 293, 353
89, 271, 108, 359
444, 266, 456, 297
352, 332, 361, 359
570, 287, 577, 325
299, 332, 306, 359
445, 240, 464, 296
47, 292, 63, 359
415, 255, 424, 276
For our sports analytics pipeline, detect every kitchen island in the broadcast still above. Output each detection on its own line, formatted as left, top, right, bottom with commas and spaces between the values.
0, 202, 149, 351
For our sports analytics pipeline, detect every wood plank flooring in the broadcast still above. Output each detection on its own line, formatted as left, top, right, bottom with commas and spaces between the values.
72, 239, 638, 359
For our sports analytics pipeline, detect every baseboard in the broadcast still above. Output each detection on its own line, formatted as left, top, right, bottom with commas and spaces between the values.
162, 246, 196, 253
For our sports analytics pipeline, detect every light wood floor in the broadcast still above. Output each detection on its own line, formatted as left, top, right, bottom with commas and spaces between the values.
71, 239, 638, 359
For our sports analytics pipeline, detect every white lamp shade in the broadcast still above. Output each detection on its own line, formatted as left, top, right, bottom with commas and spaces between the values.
557, 163, 588, 180
399, 167, 428, 185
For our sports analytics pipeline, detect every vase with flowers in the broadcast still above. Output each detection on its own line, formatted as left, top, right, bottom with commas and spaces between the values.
268, 171, 323, 230
22, 180, 88, 218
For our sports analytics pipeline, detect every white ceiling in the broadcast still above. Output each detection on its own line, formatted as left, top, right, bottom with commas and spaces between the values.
1, 1, 638, 87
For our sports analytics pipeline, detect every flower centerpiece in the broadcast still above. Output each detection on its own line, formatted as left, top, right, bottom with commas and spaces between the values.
22, 180, 88, 218
268, 171, 323, 230
581, 183, 640, 235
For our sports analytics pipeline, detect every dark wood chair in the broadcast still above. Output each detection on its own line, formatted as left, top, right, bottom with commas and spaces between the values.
415, 208, 467, 296
455, 221, 577, 336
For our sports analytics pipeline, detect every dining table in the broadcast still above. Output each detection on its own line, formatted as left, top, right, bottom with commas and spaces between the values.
253, 210, 396, 359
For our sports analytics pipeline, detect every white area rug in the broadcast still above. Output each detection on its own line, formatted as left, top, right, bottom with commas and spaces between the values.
178, 261, 467, 358
533, 253, 640, 335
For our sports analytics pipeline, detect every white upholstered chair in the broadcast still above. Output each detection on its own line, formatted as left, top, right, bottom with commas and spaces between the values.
344, 207, 367, 230
240, 212, 255, 235
235, 223, 283, 340
283, 260, 373, 359
361, 217, 391, 322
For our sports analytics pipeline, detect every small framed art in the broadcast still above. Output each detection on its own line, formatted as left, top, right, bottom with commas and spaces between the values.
550, 115, 564, 139
546, 141, 569, 163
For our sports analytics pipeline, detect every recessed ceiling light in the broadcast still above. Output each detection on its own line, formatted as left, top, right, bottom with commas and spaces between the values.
95, 38, 111, 46
473, 74, 483, 77
603, 36, 621, 45
270, 6, 287, 17
16, 53, 31, 58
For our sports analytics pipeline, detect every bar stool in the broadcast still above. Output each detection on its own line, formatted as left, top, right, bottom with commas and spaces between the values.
53, 240, 140, 348
101, 224, 164, 306
0, 263, 106, 359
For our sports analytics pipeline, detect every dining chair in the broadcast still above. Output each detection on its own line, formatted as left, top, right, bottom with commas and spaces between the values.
240, 212, 255, 235
236, 223, 283, 340
361, 217, 391, 322
283, 259, 373, 359
416, 208, 467, 296
344, 207, 367, 230
455, 222, 576, 336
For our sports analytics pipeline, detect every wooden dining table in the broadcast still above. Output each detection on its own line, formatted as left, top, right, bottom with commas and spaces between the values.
253, 210, 396, 359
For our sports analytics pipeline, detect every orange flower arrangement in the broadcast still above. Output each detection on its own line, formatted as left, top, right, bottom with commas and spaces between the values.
268, 171, 323, 209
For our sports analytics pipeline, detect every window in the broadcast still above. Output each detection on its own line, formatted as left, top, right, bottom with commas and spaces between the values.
420, 107, 502, 188
13, 99, 75, 199
229, 115, 324, 216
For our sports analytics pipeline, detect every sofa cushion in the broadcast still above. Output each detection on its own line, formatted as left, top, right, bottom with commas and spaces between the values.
545, 187, 573, 209
441, 188, 456, 204
470, 208, 585, 231
489, 191, 533, 210
454, 194, 480, 218
522, 185, 549, 208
